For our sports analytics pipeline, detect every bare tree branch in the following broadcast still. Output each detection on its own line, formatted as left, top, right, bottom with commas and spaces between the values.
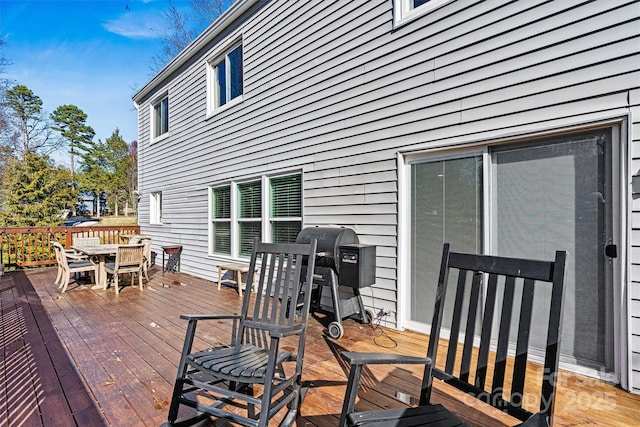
151, 0, 233, 73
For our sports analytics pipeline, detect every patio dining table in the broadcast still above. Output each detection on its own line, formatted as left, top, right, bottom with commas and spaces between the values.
72, 244, 119, 290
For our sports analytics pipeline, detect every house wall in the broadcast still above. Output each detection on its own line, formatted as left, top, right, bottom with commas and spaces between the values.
134, 0, 640, 391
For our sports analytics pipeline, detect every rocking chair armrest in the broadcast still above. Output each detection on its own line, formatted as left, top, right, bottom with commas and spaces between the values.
338, 352, 432, 427
179, 314, 242, 322
242, 320, 305, 337
516, 412, 549, 427
341, 351, 431, 367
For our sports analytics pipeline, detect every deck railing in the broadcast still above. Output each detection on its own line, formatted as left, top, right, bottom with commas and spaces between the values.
0, 225, 140, 271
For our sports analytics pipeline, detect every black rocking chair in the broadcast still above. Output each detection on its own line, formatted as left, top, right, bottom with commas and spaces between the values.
339, 243, 566, 427
165, 239, 317, 427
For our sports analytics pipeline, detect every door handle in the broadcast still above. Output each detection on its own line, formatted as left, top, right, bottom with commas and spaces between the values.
605, 244, 617, 258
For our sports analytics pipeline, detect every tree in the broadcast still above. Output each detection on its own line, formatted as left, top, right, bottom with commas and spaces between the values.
0, 144, 14, 208
2, 84, 60, 156
0, 37, 14, 142
124, 140, 138, 216
77, 129, 136, 217
0, 152, 75, 226
50, 104, 95, 198
106, 131, 132, 216
0, 36, 9, 76
77, 138, 110, 217
152, 0, 233, 71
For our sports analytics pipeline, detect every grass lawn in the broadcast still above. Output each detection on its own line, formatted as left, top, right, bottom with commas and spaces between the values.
98, 216, 139, 226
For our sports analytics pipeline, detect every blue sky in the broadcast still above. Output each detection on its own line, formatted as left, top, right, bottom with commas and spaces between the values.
1, 0, 192, 165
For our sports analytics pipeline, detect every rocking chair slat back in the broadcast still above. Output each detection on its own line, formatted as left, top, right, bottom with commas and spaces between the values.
426, 245, 567, 422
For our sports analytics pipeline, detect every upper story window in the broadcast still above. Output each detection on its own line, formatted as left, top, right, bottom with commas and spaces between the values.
394, 0, 453, 27
208, 41, 243, 113
152, 94, 169, 139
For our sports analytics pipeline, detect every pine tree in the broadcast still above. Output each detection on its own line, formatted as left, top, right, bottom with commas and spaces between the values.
3, 84, 59, 155
0, 152, 74, 226
51, 104, 95, 214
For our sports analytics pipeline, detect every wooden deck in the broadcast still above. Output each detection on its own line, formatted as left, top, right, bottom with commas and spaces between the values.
2, 266, 640, 426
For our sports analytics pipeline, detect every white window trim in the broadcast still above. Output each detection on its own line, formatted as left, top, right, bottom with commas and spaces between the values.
208, 171, 303, 259
206, 38, 244, 117
150, 92, 170, 143
394, 0, 454, 27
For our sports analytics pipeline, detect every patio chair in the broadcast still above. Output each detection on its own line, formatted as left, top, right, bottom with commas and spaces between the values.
104, 244, 145, 294
73, 236, 100, 246
52, 240, 87, 285
164, 239, 317, 427
51, 241, 97, 293
127, 236, 152, 281
71, 237, 100, 277
339, 243, 566, 427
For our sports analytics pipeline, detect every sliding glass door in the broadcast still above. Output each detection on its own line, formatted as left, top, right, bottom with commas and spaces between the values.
409, 128, 616, 375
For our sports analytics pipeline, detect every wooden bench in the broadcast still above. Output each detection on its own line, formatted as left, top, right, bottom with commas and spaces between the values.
217, 263, 257, 297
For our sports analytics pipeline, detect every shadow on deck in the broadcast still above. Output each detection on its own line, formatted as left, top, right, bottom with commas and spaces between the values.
2, 266, 640, 426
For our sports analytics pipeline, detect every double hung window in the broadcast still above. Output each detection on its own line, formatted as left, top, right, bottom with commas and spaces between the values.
211, 186, 231, 255
152, 95, 169, 138
238, 181, 261, 257
209, 42, 243, 112
270, 174, 302, 244
210, 173, 302, 258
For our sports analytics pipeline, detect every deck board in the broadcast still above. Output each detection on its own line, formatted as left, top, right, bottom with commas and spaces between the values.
1, 269, 107, 426
2, 266, 640, 426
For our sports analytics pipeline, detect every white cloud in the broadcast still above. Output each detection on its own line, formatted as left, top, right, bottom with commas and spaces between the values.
103, 12, 163, 40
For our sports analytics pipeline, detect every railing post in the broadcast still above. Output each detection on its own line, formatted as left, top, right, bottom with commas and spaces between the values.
65, 228, 73, 249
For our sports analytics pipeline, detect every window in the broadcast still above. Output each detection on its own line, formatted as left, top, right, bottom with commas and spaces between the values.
394, 0, 453, 26
212, 186, 231, 255
152, 95, 169, 138
150, 192, 162, 224
238, 181, 261, 257
270, 174, 302, 244
209, 173, 302, 257
209, 42, 243, 111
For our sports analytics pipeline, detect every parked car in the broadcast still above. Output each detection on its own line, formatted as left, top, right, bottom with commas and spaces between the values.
63, 216, 100, 226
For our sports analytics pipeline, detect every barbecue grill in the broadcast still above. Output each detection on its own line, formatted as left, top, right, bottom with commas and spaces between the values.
296, 227, 376, 339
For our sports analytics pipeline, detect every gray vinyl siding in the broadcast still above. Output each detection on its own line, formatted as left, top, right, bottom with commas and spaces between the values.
134, 0, 640, 389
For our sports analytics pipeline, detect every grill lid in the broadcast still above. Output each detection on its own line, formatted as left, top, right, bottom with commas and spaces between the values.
296, 227, 359, 273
